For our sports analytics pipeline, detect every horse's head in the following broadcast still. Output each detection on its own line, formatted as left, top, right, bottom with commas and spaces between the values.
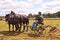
5, 14, 9, 22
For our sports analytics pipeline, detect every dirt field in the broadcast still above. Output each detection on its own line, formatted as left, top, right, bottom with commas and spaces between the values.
0, 19, 60, 40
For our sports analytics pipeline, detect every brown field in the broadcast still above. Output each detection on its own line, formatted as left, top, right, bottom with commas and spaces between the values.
0, 18, 60, 40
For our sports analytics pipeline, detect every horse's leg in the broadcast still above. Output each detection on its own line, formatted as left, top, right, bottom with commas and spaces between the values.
26, 25, 28, 32
15, 24, 20, 32
9, 24, 10, 32
26, 19, 29, 32
12, 24, 14, 32
19, 23, 22, 32
17, 24, 20, 32
26, 23, 28, 32
15, 24, 17, 31
23, 24, 25, 31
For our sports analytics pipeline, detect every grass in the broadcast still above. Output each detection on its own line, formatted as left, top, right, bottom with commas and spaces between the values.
0, 19, 60, 40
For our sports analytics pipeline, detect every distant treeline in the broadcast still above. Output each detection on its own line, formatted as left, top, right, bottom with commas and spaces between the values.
0, 16, 5, 18
28, 11, 60, 18
43, 11, 60, 18
0, 16, 5, 20
0, 11, 60, 18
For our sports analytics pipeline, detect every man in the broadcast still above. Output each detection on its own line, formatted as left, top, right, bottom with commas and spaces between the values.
31, 12, 44, 30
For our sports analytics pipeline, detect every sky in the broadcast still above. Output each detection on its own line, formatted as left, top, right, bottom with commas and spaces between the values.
0, 0, 60, 16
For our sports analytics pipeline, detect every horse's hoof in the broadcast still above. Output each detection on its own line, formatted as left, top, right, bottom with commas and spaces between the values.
18, 30, 21, 33
26, 30, 28, 32
22, 30, 24, 32
12, 31, 14, 32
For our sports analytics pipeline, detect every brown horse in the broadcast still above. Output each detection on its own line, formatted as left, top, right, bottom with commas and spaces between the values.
5, 11, 29, 32
22, 15, 29, 31
5, 11, 21, 32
